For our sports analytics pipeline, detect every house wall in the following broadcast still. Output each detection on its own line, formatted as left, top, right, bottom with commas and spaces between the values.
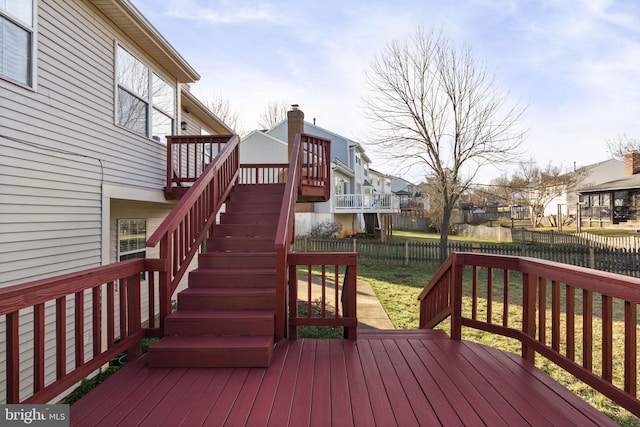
0, 0, 206, 402
240, 132, 288, 164
0, 0, 183, 288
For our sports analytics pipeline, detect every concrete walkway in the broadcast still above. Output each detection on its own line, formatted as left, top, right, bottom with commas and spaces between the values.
296, 274, 395, 330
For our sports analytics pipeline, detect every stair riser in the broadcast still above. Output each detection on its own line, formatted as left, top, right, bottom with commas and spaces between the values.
207, 239, 275, 252
233, 184, 285, 193
219, 214, 280, 225
198, 253, 276, 269
178, 294, 275, 310
164, 318, 274, 336
212, 224, 276, 239
225, 203, 282, 214
229, 191, 283, 202
189, 272, 276, 288
148, 348, 272, 368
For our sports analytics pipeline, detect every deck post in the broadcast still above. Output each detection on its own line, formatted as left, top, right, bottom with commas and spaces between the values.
450, 254, 463, 340
522, 271, 537, 363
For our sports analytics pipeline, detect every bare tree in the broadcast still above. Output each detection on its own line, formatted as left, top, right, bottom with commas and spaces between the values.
606, 134, 640, 160
363, 28, 526, 259
258, 100, 289, 130
204, 94, 245, 136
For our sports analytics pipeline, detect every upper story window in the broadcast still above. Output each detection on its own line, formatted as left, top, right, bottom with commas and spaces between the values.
0, 0, 34, 87
116, 45, 176, 142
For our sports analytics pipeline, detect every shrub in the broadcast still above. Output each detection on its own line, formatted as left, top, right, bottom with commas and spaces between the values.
307, 220, 342, 239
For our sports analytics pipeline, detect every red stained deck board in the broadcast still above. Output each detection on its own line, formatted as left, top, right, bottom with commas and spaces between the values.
329, 340, 353, 427
342, 340, 376, 427
224, 369, 267, 427
368, 339, 420, 427
478, 343, 607, 426
445, 340, 553, 426
265, 339, 303, 427
202, 369, 251, 426
424, 339, 510, 426
498, 348, 617, 426
407, 339, 483, 426
288, 339, 317, 427
178, 368, 235, 426
96, 368, 188, 427
393, 339, 463, 426
356, 339, 402, 427
243, 340, 289, 427
309, 339, 332, 427
69, 334, 617, 427
380, 339, 443, 426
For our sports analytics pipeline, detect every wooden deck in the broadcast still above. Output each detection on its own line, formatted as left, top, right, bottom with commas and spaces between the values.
70, 330, 616, 426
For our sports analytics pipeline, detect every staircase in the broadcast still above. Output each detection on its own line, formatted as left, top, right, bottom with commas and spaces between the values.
148, 183, 283, 368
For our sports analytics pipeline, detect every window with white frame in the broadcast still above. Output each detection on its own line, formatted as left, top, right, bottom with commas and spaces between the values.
118, 219, 146, 262
116, 45, 176, 141
0, 0, 34, 87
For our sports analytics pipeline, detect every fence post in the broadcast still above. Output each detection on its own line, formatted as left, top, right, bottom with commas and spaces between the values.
404, 241, 409, 266
589, 247, 595, 269
353, 238, 357, 253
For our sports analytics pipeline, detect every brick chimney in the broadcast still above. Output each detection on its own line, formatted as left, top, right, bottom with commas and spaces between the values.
287, 104, 304, 161
624, 152, 640, 175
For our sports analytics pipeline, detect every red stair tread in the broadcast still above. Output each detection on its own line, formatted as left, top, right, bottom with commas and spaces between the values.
180, 288, 276, 297
167, 310, 274, 320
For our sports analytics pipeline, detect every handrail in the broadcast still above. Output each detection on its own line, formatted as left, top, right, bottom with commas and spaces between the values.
148, 134, 240, 327
418, 252, 640, 417
273, 134, 302, 340
0, 259, 164, 403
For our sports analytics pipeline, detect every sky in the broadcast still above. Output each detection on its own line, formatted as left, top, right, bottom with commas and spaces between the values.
130, 0, 640, 183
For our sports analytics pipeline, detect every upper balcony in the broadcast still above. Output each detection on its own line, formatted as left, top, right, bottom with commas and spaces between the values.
333, 193, 400, 214
164, 134, 331, 202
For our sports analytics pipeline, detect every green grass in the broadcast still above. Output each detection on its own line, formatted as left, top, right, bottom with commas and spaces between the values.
392, 230, 497, 243
357, 263, 640, 426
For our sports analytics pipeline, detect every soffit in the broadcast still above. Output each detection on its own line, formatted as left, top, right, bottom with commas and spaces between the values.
92, 0, 200, 83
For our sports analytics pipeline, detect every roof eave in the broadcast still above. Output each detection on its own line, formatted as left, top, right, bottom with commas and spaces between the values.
93, 0, 200, 83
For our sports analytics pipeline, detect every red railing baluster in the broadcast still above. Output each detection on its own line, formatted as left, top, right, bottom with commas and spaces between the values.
75, 291, 85, 368
34, 303, 45, 394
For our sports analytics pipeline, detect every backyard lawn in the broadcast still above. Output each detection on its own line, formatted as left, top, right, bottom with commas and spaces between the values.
357, 262, 640, 426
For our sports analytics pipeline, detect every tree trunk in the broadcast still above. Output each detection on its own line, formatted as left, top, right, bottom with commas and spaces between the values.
439, 205, 453, 262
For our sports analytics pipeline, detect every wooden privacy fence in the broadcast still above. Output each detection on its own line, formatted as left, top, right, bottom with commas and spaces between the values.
293, 238, 640, 277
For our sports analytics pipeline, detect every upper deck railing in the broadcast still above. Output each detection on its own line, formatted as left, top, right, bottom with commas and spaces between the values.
418, 252, 640, 417
165, 134, 234, 198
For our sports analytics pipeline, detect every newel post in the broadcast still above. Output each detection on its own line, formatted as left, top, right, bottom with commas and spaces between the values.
158, 235, 171, 332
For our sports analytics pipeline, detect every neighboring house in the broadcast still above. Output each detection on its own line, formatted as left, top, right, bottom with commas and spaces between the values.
0, 0, 230, 399
390, 176, 427, 215
242, 118, 400, 237
538, 159, 625, 219
578, 154, 640, 228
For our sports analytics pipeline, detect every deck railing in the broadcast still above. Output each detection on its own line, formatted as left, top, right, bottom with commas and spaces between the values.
0, 259, 163, 403
165, 134, 234, 198
288, 252, 358, 339
334, 193, 399, 212
239, 163, 288, 184
148, 135, 240, 328
418, 252, 640, 417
